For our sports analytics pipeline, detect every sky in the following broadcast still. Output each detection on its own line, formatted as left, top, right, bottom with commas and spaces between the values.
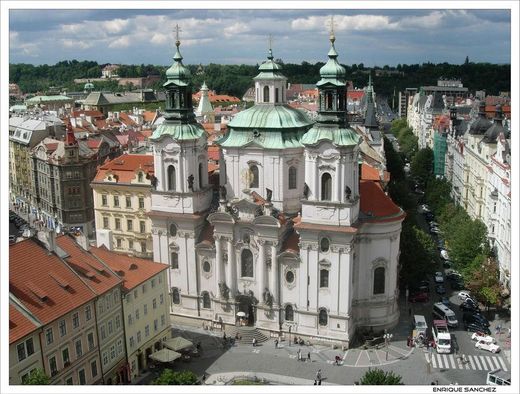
8, 7, 512, 67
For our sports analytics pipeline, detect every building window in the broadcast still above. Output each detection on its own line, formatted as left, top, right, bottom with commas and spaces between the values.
126, 196, 131, 208
103, 217, 109, 229
140, 221, 145, 233
59, 320, 67, 337
46, 328, 54, 345
85, 305, 92, 321
127, 219, 133, 231
263, 85, 270, 102
128, 314, 133, 325
129, 337, 134, 349
170, 224, 177, 236
319, 309, 328, 326
101, 195, 108, 206
78, 368, 86, 385
320, 269, 329, 288
167, 165, 176, 191
141, 242, 146, 253
285, 270, 295, 284
145, 325, 150, 337
108, 320, 113, 334
137, 331, 141, 343
321, 173, 332, 201
143, 304, 148, 315
113, 195, 119, 207
172, 288, 180, 304
154, 319, 158, 332
49, 356, 58, 376
161, 314, 166, 326
17, 343, 27, 362
87, 332, 95, 350
138, 197, 144, 209
167, 251, 179, 270
117, 238, 122, 248
62, 347, 70, 365
129, 239, 134, 250
285, 304, 294, 321
288, 166, 297, 189
202, 292, 211, 309
160, 294, 164, 304
153, 298, 157, 309
320, 238, 330, 252
202, 261, 211, 272
373, 267, 385, 295
65, 376, 73, 385
249, 165, 259, 188
115, 316, 121, 329
138, 172, 144, 182
90, 360, 98, 378
75, 339, 83, 358
199, 162, 204, 189
151, 278, 156, 288
241, 249, 254, 277
115, 218, 121, 230
275, 87, 279, 103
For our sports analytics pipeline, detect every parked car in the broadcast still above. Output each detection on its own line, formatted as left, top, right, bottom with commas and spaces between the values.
440, 296, 450, 307
465, 322, 491, 335
409, 292, 429, 303
460, 301, 480, 313
424, 212, 435, 222
447, 271, 462, 281
435, 284, 446, 295
475, 340, 500, 353
440, 250, 450, 260
463, 312, 490, 327
430, 227, 441, 235
471, 332, 496, 344
434, 272, 444, 283
458, 291, 473, 302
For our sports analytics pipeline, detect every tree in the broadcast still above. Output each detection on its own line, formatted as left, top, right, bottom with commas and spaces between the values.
153, 369, 199, 385
411, 147, 434, 183
425, 177, 452, 213
22, 368, 50, 385
383, 136, 405, 182
359, 368, 403, 385
464, 256, 501, 311
399, 222, 437, 286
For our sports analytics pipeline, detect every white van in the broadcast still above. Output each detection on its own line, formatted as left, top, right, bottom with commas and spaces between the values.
432, 302, 458, 327
413, 315, 428, 336
486, 369, 510, 385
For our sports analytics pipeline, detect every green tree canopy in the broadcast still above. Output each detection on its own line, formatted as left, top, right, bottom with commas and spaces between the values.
411, 147, 434, 183
22, 368, 50, 385
153, 369, 199, 385
359, 368, 403, 385
399, 221, 437, 286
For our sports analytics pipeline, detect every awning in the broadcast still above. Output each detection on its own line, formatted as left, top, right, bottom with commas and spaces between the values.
163, 337, 193, 352
148, 348, 181, 363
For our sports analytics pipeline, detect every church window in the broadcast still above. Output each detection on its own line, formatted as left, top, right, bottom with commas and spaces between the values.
320, 237, 330, 252
263, 86, 270, 103
318, 308, 328, 326
198, 163, 204, 189
170, 223, 177, 236
137, 172, 143, 182
285, 304, 294, 321
275, 88, 279, 103
201, 292, 211, 309
202, 261, 211, 273
320, 269, 329, 288
373, 267, 385, 295
170, 252, 178, 269
326, 92, 333, 110
321, 173, 332, 201
167, 165, 176, 191
249, 165, 259, 188
241, 249, 254, 278
288, 166, 297, 189
171, 288, 180, 304
285, 270, 294, 284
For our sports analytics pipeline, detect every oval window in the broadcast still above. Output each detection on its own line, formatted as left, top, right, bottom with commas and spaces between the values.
320, 238, 330, 252
285, 270, 295, 284
203, 261, 211, 273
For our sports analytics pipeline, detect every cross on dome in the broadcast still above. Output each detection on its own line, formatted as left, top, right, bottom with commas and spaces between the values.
328, 15, 336, 43
174, 24, 182, 47
268, 34, 274, 60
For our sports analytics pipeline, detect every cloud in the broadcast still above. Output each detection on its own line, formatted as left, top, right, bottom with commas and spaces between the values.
101, 18, 129, 34
61, 39, 93, 50
223, 22, 249, 37
292, 14, 400, 32
108, 35, 130, 48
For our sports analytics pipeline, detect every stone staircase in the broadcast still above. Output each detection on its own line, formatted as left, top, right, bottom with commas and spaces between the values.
224, 326, 269, 345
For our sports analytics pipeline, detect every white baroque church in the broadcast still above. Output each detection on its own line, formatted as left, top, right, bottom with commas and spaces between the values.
149, 32, 404, 347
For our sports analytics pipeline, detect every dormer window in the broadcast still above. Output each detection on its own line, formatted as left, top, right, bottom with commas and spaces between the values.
138, 172, 143, 182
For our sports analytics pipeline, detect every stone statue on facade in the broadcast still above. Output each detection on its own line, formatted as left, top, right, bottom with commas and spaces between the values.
187, 174, 194, 191
219, 185, 227, 201
266, 188, 272, 203
303, 183, 310, 199
345, 185, 352, 201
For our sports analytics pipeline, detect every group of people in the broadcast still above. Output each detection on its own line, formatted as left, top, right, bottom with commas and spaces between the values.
296, 348, 311, 362
293, 336, 308, 346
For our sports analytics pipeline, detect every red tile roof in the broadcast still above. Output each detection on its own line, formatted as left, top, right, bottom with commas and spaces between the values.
347, 90, 365, 101
93, 153, 154, 183
208, 146, 220, 161
89, 246, 168, 291
142, 111, 157, 123
9, 304, 38, 344
56, 235, 122, 295
72, 110, 104, 118
118, 112, 138, 127
361, 163, 380, 181
359, 180, 404, 222
9, 238, 97, 325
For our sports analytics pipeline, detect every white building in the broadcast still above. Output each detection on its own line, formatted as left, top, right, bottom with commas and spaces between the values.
149, 34, 404, 347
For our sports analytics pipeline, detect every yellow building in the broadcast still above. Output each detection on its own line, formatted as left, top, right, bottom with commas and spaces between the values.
91, 154, 155, 258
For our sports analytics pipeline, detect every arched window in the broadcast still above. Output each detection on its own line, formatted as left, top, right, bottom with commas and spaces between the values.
202, 292, 211, 309
249, 165, 259, 188
241, 249, 254, 277
285, 305, 294, 321
202, 261, 211, 273
170, 252, 178, 269
320, 269, 329, 288
373, 267, 385, 295
171, 288, 180, 304
169, 224, 177, 237
288, 166, 297, 190
319, 309, 328, 326
137, 172, 143, 182
198, 163, 203, 189
326, 92, 333, 110
275, 88, 279, 103
321, 173, 332, 201
167, 165, 176, 191
320, 238, 330, 252
263, 86, 270, 102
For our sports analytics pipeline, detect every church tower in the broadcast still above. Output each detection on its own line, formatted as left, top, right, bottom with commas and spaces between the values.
149, 27, 212, 314
300, 28, 361, 226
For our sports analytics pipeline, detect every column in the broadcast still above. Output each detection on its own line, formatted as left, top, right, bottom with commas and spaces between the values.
335, 160, 341, 202
270, 243, 279, 305
215, 236, 222, 288
226, 239, 236, 296
256, 240, 265, 300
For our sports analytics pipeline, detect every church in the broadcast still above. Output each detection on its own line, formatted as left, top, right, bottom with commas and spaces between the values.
148, 30, 404, 347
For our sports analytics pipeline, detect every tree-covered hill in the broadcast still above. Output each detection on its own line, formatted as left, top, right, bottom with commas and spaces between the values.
10, 60, 510, 100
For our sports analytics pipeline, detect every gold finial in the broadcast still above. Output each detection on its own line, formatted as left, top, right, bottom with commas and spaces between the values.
328, 15, 336, 43
174, 24, 182, 47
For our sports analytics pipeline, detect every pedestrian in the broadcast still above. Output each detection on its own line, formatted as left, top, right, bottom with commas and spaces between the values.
318, 379, 322, 385
316, 369, 321, 381
223, 332, 227, 340
252, 337, 256, 347
297, 349, 301, 361
275, 339, 278, 349
313, 380, 317, 385
307, 352, 311, 362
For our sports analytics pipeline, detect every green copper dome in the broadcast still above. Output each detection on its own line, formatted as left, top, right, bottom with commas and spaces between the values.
317, 34, 346, 87
227, 105, 312, 130
254, 48, 286, 81
165, 39, 191, 86
150, 123, 205, 141
301, 125, 360, 147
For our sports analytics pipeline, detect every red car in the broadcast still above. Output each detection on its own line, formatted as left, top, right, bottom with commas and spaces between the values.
409, 292, 429, 303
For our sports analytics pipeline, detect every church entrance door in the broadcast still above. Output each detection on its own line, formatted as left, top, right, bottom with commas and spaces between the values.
236, 294, 256, 326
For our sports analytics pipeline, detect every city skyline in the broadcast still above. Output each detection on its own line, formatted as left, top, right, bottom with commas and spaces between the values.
9, 8, 511, 66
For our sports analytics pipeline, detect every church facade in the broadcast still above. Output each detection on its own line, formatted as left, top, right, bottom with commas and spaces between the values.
149, 33, 404, 347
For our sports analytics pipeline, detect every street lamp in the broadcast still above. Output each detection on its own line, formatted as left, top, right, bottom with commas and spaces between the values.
383, 330, 393, 360
288, 325, 291, 347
